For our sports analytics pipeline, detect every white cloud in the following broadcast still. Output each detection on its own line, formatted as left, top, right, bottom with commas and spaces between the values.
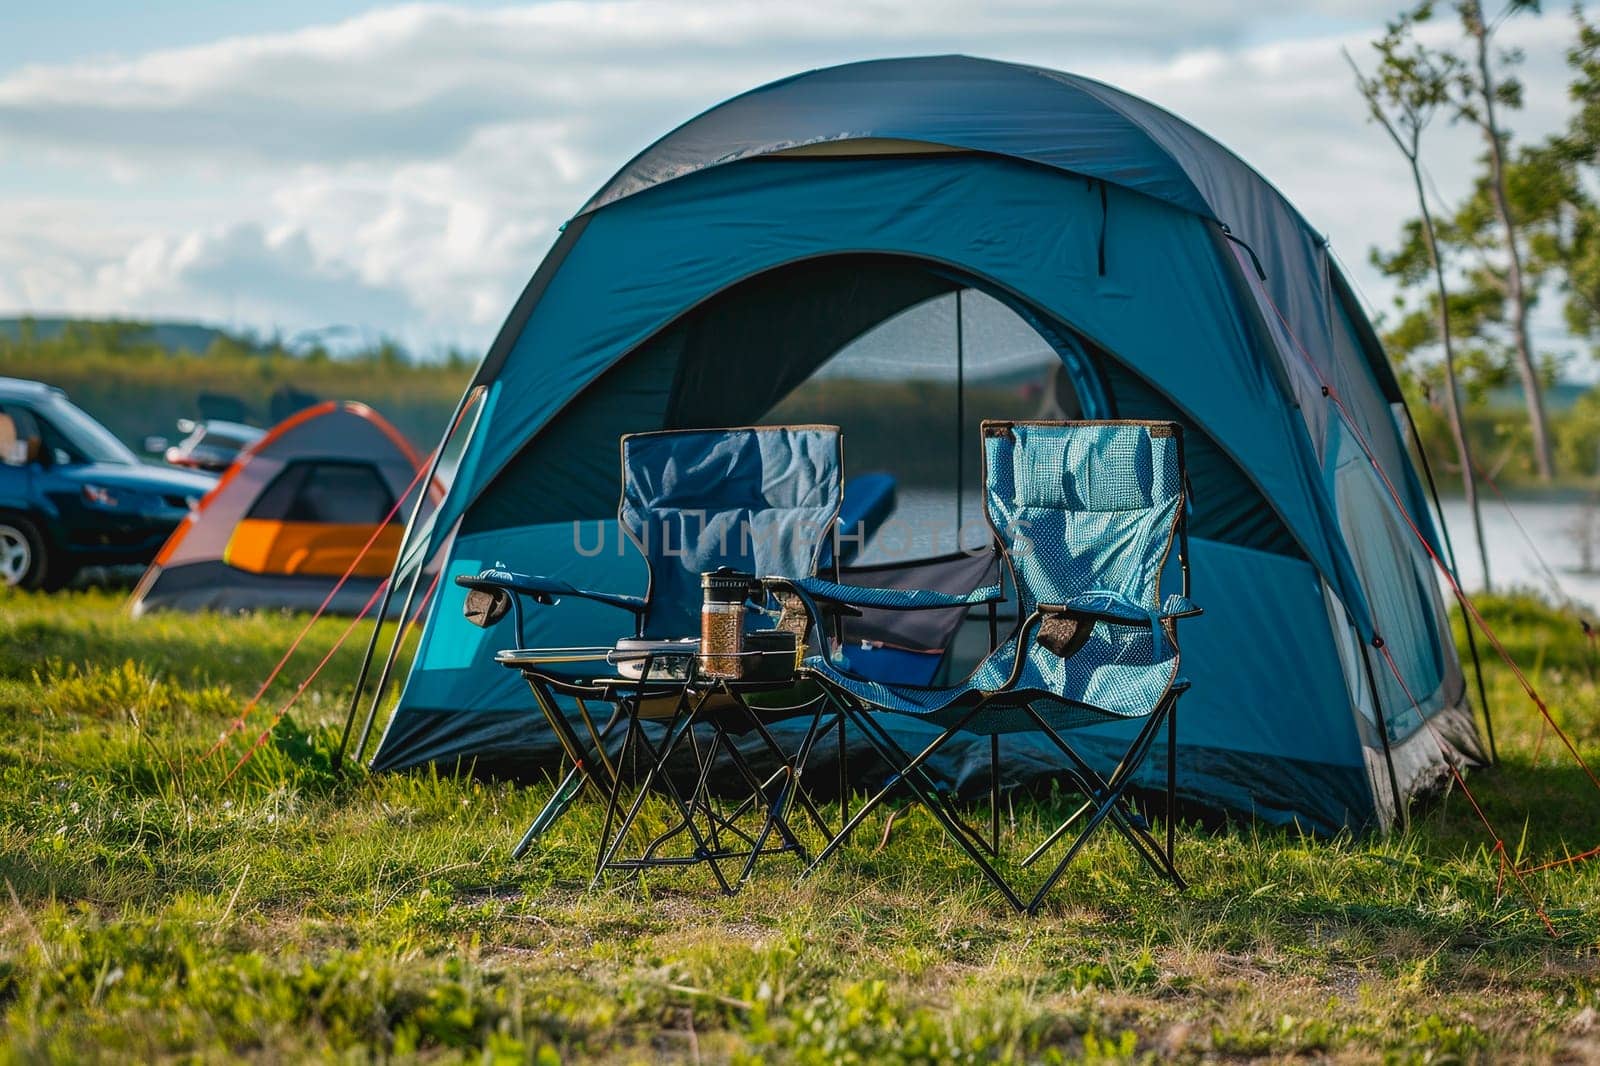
67, 223, 416, 339
0, 1, 1582, 356
0, 1, 1402, 169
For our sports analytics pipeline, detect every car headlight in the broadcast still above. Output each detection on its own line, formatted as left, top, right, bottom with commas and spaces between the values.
81, 484, 119, 508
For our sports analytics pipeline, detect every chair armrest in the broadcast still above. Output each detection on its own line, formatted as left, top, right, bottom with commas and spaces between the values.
1026, 593, 1153, 669
786, 575, 1004, 612
1037, 590, 1202, 629
1038, 591, 1157, 629
455, 569, 646, 614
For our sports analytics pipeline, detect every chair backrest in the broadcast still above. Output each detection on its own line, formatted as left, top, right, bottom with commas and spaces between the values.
838, 549, 1003, 685
982, 421, 1184, 619
620, 426, 843, 638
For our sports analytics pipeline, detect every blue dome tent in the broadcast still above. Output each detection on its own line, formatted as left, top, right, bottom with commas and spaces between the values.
354, 55, 1485, 834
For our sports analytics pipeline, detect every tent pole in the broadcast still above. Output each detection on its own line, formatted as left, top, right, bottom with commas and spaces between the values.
336, 555, 406, 773
1401, 401, 1497, 766
1359, 636, 1408, 831
955, 288, 965, 544
335, 387, 474, 773
351, 554, 430, 767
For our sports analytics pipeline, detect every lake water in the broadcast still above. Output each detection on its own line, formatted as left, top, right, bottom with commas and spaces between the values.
853, 488, 1600, 611
1436, 497, 1600, 609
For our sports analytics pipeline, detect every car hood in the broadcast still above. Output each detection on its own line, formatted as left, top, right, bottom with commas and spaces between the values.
61, 462, 218, 497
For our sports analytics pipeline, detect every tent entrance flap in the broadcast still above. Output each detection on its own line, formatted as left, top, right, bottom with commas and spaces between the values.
463, 253, 1117, 537
465, 248, 1303, 585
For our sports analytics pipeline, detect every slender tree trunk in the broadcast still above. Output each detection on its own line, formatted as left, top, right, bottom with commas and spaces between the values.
1466, 1, 1555, 480
1413, 164, 1494, 590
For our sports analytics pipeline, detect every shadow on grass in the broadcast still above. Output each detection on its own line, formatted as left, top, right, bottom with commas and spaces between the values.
1418, 758, 1600, 862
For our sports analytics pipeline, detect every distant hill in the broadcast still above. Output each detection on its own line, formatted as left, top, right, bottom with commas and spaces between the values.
0, 316, 232, 355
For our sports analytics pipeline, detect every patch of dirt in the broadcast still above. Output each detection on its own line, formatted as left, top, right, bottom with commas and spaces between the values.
1321, 963, 1366, 1005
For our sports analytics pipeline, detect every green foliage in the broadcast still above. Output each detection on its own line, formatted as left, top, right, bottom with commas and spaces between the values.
1540, 5, 1600, 346
0, 587, 1596, 1060
1403, 377, 1600, 483
1376, 142, 1577, 386
1557, 389, 1600, 475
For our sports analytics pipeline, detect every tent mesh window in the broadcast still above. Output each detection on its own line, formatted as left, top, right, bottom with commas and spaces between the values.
761, 285, 1067, 564
248, 460, 397, 525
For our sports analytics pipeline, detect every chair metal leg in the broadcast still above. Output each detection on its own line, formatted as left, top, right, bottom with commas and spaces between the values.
800, 677, 1186, 914
837, 713, 850, 837
575, 696, 621, 784
1020, 721, 1163, 869
1017, 697, 1184, 889
800, 696, 927, 876
1021, 699, 1185, 888
845, 706, 1026, 912
512, 763, 584, 860
1166, 695, 1178, 876
1025, 768, 1139, 915
818, 703, 1018, 902
511, 701, 623, 860
801, 693, 991, 879
1025, 703, 1183, 912
990, 734, 1001, 855
593, 711, 642, 885
851, 706, 998, 857
1053, 763, 1171, 879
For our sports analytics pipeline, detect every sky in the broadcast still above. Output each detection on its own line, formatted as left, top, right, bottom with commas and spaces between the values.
0, 1, 1585, 360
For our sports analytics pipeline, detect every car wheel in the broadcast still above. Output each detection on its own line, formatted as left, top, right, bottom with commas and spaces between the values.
0, 514, 58, 591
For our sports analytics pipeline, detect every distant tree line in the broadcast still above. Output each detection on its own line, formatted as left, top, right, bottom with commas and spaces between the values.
0, 318, 474, 451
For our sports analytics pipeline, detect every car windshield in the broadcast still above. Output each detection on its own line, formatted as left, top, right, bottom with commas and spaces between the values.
40, 395, 138, 466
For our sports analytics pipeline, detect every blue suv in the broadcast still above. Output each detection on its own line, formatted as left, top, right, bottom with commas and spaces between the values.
0, 378, 217, 590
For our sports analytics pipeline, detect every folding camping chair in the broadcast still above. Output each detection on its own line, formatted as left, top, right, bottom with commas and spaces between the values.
455, 425, 845, 889
771, 420, 1200, 913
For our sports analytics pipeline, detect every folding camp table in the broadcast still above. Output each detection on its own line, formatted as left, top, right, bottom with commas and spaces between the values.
496, 643, 834, 893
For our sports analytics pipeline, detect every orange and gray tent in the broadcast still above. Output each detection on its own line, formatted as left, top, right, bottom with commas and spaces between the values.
130, 401, 429, 615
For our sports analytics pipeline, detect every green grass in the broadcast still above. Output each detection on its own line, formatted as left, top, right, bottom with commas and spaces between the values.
1, 589, 1598, 1062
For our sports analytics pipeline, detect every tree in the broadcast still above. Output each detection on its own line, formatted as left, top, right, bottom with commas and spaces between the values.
1523, 5, 1600, 375
1349, 2, 1494, 589
1449, 0, 1555, 479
